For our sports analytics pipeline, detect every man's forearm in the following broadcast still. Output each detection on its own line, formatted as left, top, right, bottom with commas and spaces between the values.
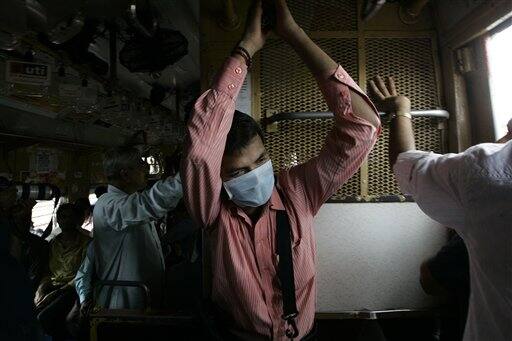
284, 27, 380, 128
390, 116, 416, 166
284, 26, 338, 76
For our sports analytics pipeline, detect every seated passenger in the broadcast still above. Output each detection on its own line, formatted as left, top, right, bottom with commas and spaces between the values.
496, 118, 512, 143
420, 232, 469, 340
93, 146, 182, 309
0, 177, 42, 340
181, 1, 380, 339
370, 76, 512, 341
75, 197, 94, 236
9, 198, 49, 291
35, 203, 90, 340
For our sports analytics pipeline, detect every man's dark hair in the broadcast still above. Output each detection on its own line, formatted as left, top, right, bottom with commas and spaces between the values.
56, 203, 84, 226
225, 111, 265, 156
94, 185, 108, 198
74, 198, 91, 215
103, 146, 142, 181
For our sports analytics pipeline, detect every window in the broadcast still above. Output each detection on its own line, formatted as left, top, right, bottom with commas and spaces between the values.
142, 155, 162, 175
88, 192, 98, 206
487, 22, 512, 138
31, 199, 55, 235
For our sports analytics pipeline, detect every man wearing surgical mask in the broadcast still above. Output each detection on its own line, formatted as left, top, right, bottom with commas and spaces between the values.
181, 1, 380, 339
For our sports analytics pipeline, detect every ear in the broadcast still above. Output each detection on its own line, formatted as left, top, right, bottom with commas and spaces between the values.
119, 169, 131, 181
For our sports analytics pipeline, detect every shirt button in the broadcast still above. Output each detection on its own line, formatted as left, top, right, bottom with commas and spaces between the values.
337, 72, 345, 79
234, 67, 242, 74
228, 84, 235, 90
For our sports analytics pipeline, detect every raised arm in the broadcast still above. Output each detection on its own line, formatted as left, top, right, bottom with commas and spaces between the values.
369, 75, 415, 166
100, 176, 183, 231
275, 0, 380, 214
371, 76, 466, 229
181, 1, 267, 227
275, 0, 380, 128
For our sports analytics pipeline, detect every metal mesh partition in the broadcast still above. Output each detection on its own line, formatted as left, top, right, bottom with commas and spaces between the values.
365, 38, 440, 110
288, 0, 358, 32
365, 37, 442, 197
260, 38, 360, 200
367, 117, 444, 197
259, 36, 444, 201
265, 118, 360, 200
260, 38, 358, 116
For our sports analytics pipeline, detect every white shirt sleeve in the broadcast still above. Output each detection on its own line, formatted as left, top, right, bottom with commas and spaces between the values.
75, 242, 94, 304
393, 150, 466, 230
102, 175, 183, 231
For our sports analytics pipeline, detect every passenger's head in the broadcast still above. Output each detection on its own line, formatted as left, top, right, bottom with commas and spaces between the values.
496, 118, 512, 143
56, 203, 84, 233
74, 198, 92, 218
164, 148, 182, 178
103, 146, 148, 193
0, 177, 16, 212
10, 199, 36, 236
221, 111, 274, 208
94, 185, 108, 199
221, 111, 269, 181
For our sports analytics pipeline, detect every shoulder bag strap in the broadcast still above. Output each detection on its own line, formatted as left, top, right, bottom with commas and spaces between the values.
276, 209, 299, 339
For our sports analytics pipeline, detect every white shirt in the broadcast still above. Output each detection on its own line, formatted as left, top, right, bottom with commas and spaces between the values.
93, 176, 182, 309
394, 142, 512, 341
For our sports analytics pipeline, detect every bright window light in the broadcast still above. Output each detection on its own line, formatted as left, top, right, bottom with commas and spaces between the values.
142, 155, 161, 175
487, 24, 512, 138
31, 199, 55, 235
88, 192, 98, 206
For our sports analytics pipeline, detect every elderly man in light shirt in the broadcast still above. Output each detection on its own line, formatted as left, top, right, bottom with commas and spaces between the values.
370, 76, 512, 341
93, 146, 182, 309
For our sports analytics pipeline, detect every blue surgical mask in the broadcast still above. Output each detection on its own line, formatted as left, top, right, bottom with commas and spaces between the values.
223, 160, 275, 207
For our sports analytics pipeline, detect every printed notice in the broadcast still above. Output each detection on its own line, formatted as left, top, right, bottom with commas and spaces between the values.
6, 60, 51, 86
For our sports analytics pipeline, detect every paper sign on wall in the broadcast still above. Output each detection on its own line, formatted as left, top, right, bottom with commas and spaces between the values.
32, 149, 59, 173
6, 60, 51, 86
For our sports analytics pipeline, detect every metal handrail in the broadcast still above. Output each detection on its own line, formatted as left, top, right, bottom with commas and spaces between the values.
316, 307, 455, 320
262, 110, 450, 126
94, 280, 152, 312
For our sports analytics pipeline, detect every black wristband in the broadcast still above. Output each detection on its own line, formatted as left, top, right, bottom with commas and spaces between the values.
233, 46, 252, 67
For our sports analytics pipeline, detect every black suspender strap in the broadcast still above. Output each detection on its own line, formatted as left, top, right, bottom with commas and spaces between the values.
276, 210, 299, 339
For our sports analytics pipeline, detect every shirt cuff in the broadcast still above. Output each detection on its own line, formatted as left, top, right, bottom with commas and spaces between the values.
212, 56, 248, 100
393, 150, 432, 195
78, 291, 88, 304
161, 173, 183, 198
318, 65, 380, 128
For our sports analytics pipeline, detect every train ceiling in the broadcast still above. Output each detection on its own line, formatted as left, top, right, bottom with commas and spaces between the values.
0, 0, 199, 146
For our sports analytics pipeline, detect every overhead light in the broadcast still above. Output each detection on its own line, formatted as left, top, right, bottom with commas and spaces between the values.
361, 0, 387, 22
127, 3, 157, 38
47, 13, 85, 44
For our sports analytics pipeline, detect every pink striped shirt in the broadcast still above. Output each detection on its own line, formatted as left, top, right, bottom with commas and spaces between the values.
182, 56, 380, 340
